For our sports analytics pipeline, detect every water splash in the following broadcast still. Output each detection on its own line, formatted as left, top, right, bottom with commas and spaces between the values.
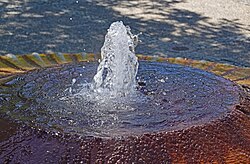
92, 21, 140, 97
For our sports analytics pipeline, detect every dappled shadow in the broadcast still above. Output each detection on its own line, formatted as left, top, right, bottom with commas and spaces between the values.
0, 0, 249, 66
0, 0, 112, 54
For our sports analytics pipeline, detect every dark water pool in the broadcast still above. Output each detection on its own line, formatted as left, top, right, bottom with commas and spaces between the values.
0, 61, 240, 138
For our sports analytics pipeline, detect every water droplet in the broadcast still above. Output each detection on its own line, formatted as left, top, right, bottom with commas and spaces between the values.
5, 53, 17, 60
72, 78, 76, 85
158, 79, 165, 83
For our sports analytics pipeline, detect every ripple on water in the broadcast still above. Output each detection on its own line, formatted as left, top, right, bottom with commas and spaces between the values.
0, 61, 240, 138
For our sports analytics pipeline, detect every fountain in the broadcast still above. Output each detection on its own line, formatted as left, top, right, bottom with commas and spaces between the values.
0, 21, 250, 163
91, 21, 139, 97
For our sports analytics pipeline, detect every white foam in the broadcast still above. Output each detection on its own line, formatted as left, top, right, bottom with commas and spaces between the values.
91, 21, 140, 97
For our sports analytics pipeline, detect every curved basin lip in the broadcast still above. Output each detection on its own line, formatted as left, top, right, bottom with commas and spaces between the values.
4, 93, 248, 141
0, 60, 245, 139
1, 95, 249, 163
1, 54, 250, 163
0, 53, 249, 87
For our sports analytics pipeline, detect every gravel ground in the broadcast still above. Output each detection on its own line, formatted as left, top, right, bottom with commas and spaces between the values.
0, 0, 249, 67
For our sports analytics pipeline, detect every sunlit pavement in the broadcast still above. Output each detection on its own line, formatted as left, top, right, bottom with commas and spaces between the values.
0, 0, 249, 67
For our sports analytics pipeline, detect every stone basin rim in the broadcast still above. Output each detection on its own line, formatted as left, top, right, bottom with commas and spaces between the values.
0, 54, 249, 138
0, 53, 250, 87
1, 55, 250, 163
0, 60, 247, 139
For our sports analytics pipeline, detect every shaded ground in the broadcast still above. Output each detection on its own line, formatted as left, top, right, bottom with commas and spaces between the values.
0, 0, 249, 67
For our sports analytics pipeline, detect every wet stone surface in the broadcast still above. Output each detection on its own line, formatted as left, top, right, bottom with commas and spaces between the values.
0, 61, 249, 163
0, 118, 18, 142
0, 101, 250, 163
0, 61, 241, 138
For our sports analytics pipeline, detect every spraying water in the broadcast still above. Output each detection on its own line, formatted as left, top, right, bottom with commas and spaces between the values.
92, 21, 140, 97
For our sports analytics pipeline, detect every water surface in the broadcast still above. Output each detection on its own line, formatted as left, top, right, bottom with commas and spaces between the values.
0, 61, 240, 138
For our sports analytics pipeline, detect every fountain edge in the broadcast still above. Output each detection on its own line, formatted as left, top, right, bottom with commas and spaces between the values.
0, 53, 249, 87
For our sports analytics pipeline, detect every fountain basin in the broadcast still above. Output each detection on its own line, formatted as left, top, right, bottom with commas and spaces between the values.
0, 61, 241, 137
0, 57, 250, 163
